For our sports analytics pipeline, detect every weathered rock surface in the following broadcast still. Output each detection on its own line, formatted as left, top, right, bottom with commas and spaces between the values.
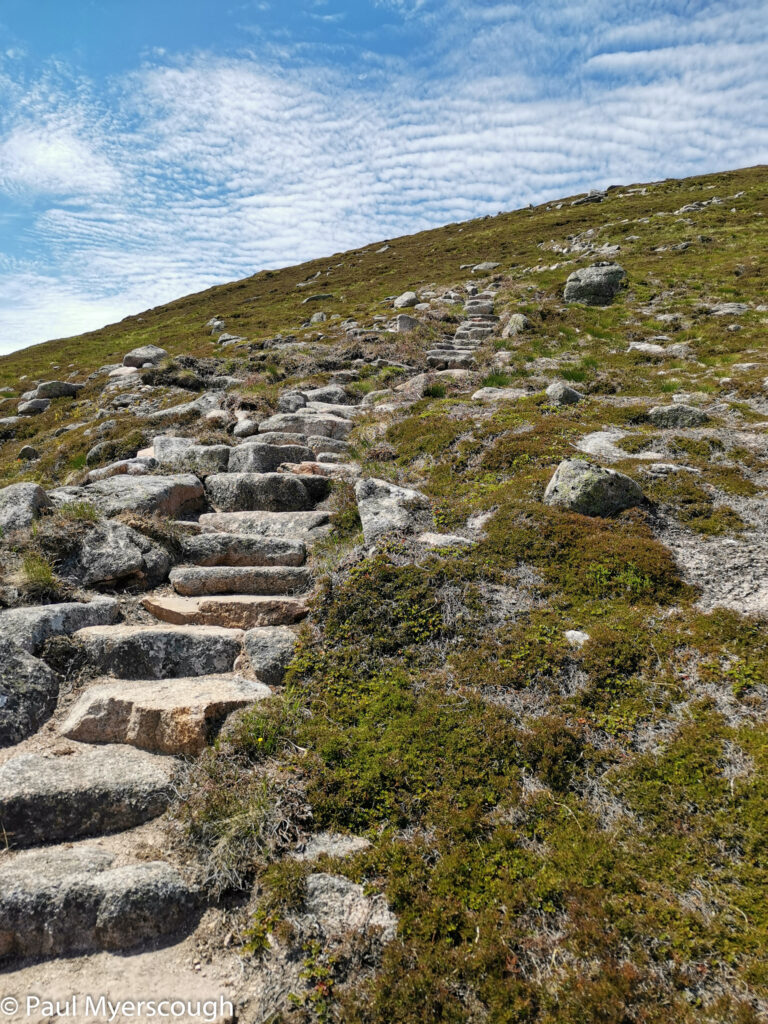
258, 412, 353, 440
144, 595, 308, 629
0, 640, 59, 748
17, 399, 50, 416
76, 521, 171, 587
34, 381, 81, 399
49, 474, 204, 518
170, 565, 312, 597
502, 313, 531, 338
199, 510, 332, 543
543, 459, 645, 516
647, 404, 709, 428
355, 478, 434, 544
181, 533, 306, 567
205, 472, 323, 513
393, 291, 418, 309
0, 847, 196, 958
0, 482, 51, 534
564, 263, 627, 305
123, 345, 168, 367
0, 597, 119, 655
228, 443, 314, 474
0, 745, 176, 847
546, 381, 584, 405
243, 627, 297, 685
74, 624, 244, 679
153, 437, 231, 477
60, 675, 271, 755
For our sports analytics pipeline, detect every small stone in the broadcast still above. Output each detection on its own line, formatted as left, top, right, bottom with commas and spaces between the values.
545, 381, 583, 405
394, 314, 419, 332
647, 404, 709, 428
393, 291, 418, 309
17, 445, 39, 461
501, 314, 530, 338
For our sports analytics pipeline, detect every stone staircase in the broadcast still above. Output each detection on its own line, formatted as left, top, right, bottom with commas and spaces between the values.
426, 291, 498, 369
0, 386, 363, 961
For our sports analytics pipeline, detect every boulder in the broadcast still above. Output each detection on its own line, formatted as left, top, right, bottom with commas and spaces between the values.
0, 597, 119, 655
0, 640, 59, 747
141, 390, 225, 423
543, 459, 645, 516
229, 443, 314, 474
258, 412, 353, 440
501, 314, 531, 338
394, 314, 419, 332
0, 482, 51, 535
181, 533, 306, 567
0, 745, 176, 847
302, 385, 352, 405
355, 478, 434, 544
243, 627, 297, 685
17, 399, 50, 415
170, 565, 312, 597
74, 624, 244, 679
16, 445, 39, 461
564, 263, 627, 305
76, 521, 171, 588
123, 345, 168, 368
48, 474, 204, 518
205, 472, 322, 513
277, 391, 307, 413
153, 437, 231, 477
60, 675, 271, 755
473, 261, 500, 273
0, 848, 197, 958
545, 381, 584, 405
393, 291, 418, 309
647, 404, 709, 428
34, 381, 81, 399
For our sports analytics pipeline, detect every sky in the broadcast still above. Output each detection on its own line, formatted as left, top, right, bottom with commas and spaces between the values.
0, 1, 766, 355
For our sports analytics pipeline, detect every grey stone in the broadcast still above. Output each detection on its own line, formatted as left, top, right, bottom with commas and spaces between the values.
258, 411, 353, 440
0, 597, 119, 655
543, 459, 645, 516
0, 848, 197, 958
34, 381, 81, 399
86, 457, 158, 482
17, 399, 50, 415
307, 435, 349, 455
198, 510, 332, 543
472, 387, 526, 403
123, 345, 168, 367
251, 430, 310, 446
0, 482, 51, 535
277, 391, 308, 413
0, 745, 176, 847
205, 472, 323, 513
170, 565, 312, 597
291, 833, 370, 862
564, 263, 627, 305
393, 291, 418, 309
0, 640, 59, 747
233, 418, 259, 438
546, 381, 584, 405
502, 313, 531, 338
181, 533, 306, 567
473, 262, 500, 272
48, 474, 205, 518
153, 437, 231, 477
355, 478, 433, 544
394, 313, 419, 332
17, 446, 39, 461
76, 521, 171, 588
647, 404, 709, 428
228, 443, 314, 474
243, 626, 298, 684
75, 624, 244, 680
141, 390, 225, 423
309, 311, 327, 324
303, 385, 352, 405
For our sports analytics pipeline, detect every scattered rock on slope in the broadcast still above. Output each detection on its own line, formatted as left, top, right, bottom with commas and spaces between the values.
647, 404, 709, 428
0, 482, 51, 534
355, 478, 434, 544
563, 263, 627, 305
543, 459, 645, 516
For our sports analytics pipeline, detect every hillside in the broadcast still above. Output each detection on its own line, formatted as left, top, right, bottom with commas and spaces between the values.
0, 163, 767, 1023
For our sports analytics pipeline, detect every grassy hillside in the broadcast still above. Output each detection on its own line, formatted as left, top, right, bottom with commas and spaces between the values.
2, 164, 768, 1022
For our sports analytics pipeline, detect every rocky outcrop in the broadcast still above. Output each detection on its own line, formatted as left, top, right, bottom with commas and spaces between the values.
49, 474, 205, 518
0, 640, 59, 747
0, 482, 51, 534
0, 597, 119, 654
355, 478, 434, 544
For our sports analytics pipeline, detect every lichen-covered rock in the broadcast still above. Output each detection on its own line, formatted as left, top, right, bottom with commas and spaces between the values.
0, 482, 51, 535
205, 472, 323, 513
543, 459, 645, 516
76, 520, 171, 588
123, 344, 168, 367
355, 478, 434, 544
74, 624, 244, 679
0, 640, 59, 748
228, 443, 314, 474
48, 474, 204, 518
647, 404, 709, 428
546, 381, 584, 405
170, 565, 312, 597
181, 533, 306, 567
152, 436, 231, 476
0, 847, 197, 957
502, 313, 531, 338
0, 597, 119, 654
243, 626, 298, 684
393, 291, 418, 309
563, 263, 627, 305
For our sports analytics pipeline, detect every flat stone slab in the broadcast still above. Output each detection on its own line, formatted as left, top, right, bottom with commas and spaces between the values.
229, 443, 315, 474
0, 745, 176, 847
258, 412, 353, 440
181, 533, 306, 567
61, 675, 271, 755
170, 565, 313, 597
49, 474, 204, 518
74, 624, 244, 679
0, 847, 196, 958
205, 472, 322, 513
0, 598, 119, 655
143, 595, 309, 630
198, 510, 332, 543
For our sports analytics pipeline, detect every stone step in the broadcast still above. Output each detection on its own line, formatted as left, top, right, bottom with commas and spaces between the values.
0, 597, 119, 655
181, 532, 306, 567
205, 472, 327, 513
0, 847, 197, 958
198, 509, 332, 543
74, 624, 244, 679
60, 674, 272, 755
427, 354, 477, 369
144, 594, 309, 629
258, 411, 353, 440
0, 745, 175, 847
228, 442, 315, 474
170, 565, 313, 597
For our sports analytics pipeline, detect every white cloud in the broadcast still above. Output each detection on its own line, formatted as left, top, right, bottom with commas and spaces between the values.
0, 124, 121, 197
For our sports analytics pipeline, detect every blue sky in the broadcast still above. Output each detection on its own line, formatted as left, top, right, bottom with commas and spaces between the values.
0, 1, 766, 354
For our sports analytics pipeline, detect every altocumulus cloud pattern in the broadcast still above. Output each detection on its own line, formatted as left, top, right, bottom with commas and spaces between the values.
0, 0, 766, 352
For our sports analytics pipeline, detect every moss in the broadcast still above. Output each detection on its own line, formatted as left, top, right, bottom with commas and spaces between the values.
646, 473, 748, 535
